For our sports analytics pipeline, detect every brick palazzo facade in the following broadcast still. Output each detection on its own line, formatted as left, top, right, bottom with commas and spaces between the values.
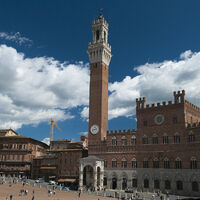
79, 14, 200, 197
0, 129, 49, 178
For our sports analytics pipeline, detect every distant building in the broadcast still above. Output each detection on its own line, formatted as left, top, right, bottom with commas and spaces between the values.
32, 136, 88, 188
0, 129, 49, 178
79, 14, 200, 197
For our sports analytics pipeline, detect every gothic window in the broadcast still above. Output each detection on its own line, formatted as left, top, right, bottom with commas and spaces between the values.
104, 31, 106, 42
112, 137, 117, 146
154, 180, 160, 189
173, 116, 178, 124
190, 157, 197, 169
163, 134, 168, 144
142, 135, 148, 144
152, 134, 158, 144
131, 136, 136, 145
121, 158, 127, 168
164, 158, 170, 169
143, 120, 147, 126
144, 179, 149, 188
153, 158, 159, 168
143, 158, 148, 168
174, 133, 180, 143
121, 136, 127, 146
165, 180, 171, 189
189, 131, 195, 142
104, 160, 107, 168
192, 181, 199, 192
132, 158, 137, 168
175, 157, 182, 169
176, 181, 183, 190
112, 158, 117, 168
132, 179, 137, 187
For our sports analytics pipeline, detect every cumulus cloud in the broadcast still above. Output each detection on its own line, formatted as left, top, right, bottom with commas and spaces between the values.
42, 137, 50, 145
0, 45, 89, 129
108, 50, 200, 120
0, 32, 32, 46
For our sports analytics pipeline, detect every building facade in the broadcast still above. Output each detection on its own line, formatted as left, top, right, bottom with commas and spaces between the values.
0, 129, 49, 178
79, 14, 200, 197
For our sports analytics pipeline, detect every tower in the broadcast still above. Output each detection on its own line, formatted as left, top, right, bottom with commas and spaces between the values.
88, 14, 112, 149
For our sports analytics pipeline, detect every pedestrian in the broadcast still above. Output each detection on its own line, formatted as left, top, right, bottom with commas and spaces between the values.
32, 195, 35, 200
78, 190, 81, 198
9, 195, 13, 200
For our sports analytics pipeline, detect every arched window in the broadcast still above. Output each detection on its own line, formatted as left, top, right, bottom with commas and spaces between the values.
96, 30, 100, 41
154, 179, 160, 189
165, 180, 171, 189
152, 134, 158, 144
174, 132, 180, 143
132, 158, 137, 168
112, 136, 117, 146
143, 158, 148, 168
112, 158, 117, 168
121, 136, 127, 146
121, 158, 127, 168
189, 131, 195, 142
153, 158, 159, 168
163, 133, 168, 144
131, 135, 136, 145
132, 178, 137, 187
173, 116, 178, 124
142, 135, 148, 144
144, 179, 149, 188
190, 157, 197, 169
103, 176, 107, 186
175, 157, 182, 169
176, 180, 183, 190
192, 181, 199, 192
164, 157, 170, 169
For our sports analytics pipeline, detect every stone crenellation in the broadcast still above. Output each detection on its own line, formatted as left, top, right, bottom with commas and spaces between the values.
187, 122, 200, 128
185, 100, 200, 112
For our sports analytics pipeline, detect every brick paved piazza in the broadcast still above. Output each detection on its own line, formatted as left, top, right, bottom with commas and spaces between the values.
0, 183, 116, 200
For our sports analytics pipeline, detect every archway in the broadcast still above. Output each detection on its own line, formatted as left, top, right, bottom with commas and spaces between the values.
83, 165, 93, 189
112, 177, 117, 189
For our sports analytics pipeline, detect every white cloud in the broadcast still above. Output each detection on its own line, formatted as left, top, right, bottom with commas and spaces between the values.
79, 131, 88, 136
0, 45, 89, 129
80, 107, 89, 121
108, 50, 200, 120
42, 137, 50, 145
0, 32, 32, 46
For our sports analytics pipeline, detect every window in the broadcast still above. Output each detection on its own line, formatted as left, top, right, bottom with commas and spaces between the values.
96, 30, 99, 41
165, 180, 171, 189
153, 158, 159, 168
132, 179, 137, 187
176, 181, 183, 190
112, 158, 117, 168
142, 136, 148, 144
144, 179, 149, 188
163, 135, 168, 144
132, 158, 137, 168
112, 137, 117, 146
103, 177, 107, 186
164, 158, 170, 169
192, 181, 199, 192
189, 132, 195, 142
121, 158, 127, 168
104, 160, 107, 168
190, 157, 197, 169
131, 136, 136, 145
175, 158, 182, 169
173, 116, 178, 124
154, 180, 160, 189
143, 120, 147, 126
143, 159, 148, 168
121, 136, 127, 146
174, 134, 180, 143
152, 136, 158, 144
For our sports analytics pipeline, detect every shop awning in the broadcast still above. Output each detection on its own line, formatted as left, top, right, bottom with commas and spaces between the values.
40, 167, 56, 170
57, 178, 76, 182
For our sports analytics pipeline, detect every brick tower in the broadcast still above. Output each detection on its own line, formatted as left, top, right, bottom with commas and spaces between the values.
87, 14, 111, 150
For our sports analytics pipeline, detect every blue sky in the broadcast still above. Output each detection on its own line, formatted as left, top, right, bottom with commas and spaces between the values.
0, 0, 200, 144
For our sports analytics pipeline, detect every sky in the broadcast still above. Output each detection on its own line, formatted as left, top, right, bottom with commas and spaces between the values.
0, 0, 200, 144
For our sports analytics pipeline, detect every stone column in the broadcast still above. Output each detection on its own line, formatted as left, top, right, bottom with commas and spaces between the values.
79, 163, 83, 191
93, 167, 97, 191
